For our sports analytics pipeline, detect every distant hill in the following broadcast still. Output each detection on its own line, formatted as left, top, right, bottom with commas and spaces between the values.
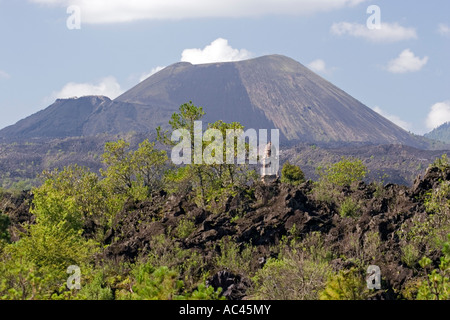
0, 54, 431, 148
424, 122, 450, 144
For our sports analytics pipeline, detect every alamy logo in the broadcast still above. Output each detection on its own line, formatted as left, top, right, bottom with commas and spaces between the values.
366, 265, 381, 289
366, 5, 381, 30
66, 265, 81, 290
66, 5, 81, 30
170, 121, 279, 176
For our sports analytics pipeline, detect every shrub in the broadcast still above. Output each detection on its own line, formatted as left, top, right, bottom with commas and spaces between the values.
318, 157, 367, 187
215, 237, 256, 276
319, 268, 370, 300
146, 234, 207, 291
416, 234, 450, 300
116, 263, 184, 300
76, 270, 114, 300
339, 197, 361, 218
0, 213, 10, 243
252, 232, 332, 300
189, 283, 224, 300
176, 217, 196, 238
281, 162, 305, 186
430, 154, 450, 171
402, 243, 421, 268
313, 157, 367, 204
399, 180, 450, 257
252, 254, 330, 300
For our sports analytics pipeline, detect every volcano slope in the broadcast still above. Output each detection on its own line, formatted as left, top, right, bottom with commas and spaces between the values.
0, 55, 429, 149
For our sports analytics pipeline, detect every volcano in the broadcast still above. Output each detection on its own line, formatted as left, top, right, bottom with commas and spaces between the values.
0, 54, 427, 148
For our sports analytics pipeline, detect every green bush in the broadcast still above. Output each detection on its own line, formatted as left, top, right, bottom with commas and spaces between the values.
430, 154, 450, 171
0, 213, 10, 243
116, 263, 184, 300
215, 237, 256, 276
281, 162, 305, 186
402, 243, 421, 268
339, 197, 361, 218
416, 234, 450, 300
252, 232, 332, 300
176, 217, 196, 238
76, 270, 114, 300
319, 268, 370, 300
317, 157, 367, 187
399, 180, 450, 258
313, 157, 367, 204
146, 234, 207, 291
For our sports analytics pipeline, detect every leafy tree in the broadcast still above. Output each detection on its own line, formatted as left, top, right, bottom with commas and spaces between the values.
101, 139, 134, 192
101, 138, 168, 201
0, 165, 109, 299
157, 101, 205, 149
158, 102, 208, 203
159, 102, 257, 207
10, 166, 98, 276
0, 250, 55, 300
132, 139, 168, 195
34, 165, 117, 237
280, 161, 305, 186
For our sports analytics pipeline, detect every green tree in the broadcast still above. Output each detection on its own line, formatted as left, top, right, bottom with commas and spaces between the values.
160, 102, 257, 207
35, 165, 116, 236
157, 100, 205, 149
101, 138, 168, 200
158, 102, 208, 203
0, 167, 101, 299
131, 139, 168, 196
101, 139, 135, 196
16, 166, 99, 270
280, 162, 305, 186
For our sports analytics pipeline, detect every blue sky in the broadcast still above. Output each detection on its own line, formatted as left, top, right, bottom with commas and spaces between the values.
0, 0, 449, 135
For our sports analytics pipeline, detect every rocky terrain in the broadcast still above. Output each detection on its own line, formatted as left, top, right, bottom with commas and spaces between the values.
2, 159, 448, 300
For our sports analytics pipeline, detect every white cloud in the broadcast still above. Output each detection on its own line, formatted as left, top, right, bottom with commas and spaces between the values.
0, 70, 10, 80
30, 0, 367, 23
372, 106, 411, 131
330, 22, 417, 43
51, 76, 123, 100
426, 101, 450, 130
139, 66, 165, 82
307, 59, 335, 75
438, 23, 450, 36
307, 59, 327, 73
181, 38, 252, 64
386, 49, 428, 74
